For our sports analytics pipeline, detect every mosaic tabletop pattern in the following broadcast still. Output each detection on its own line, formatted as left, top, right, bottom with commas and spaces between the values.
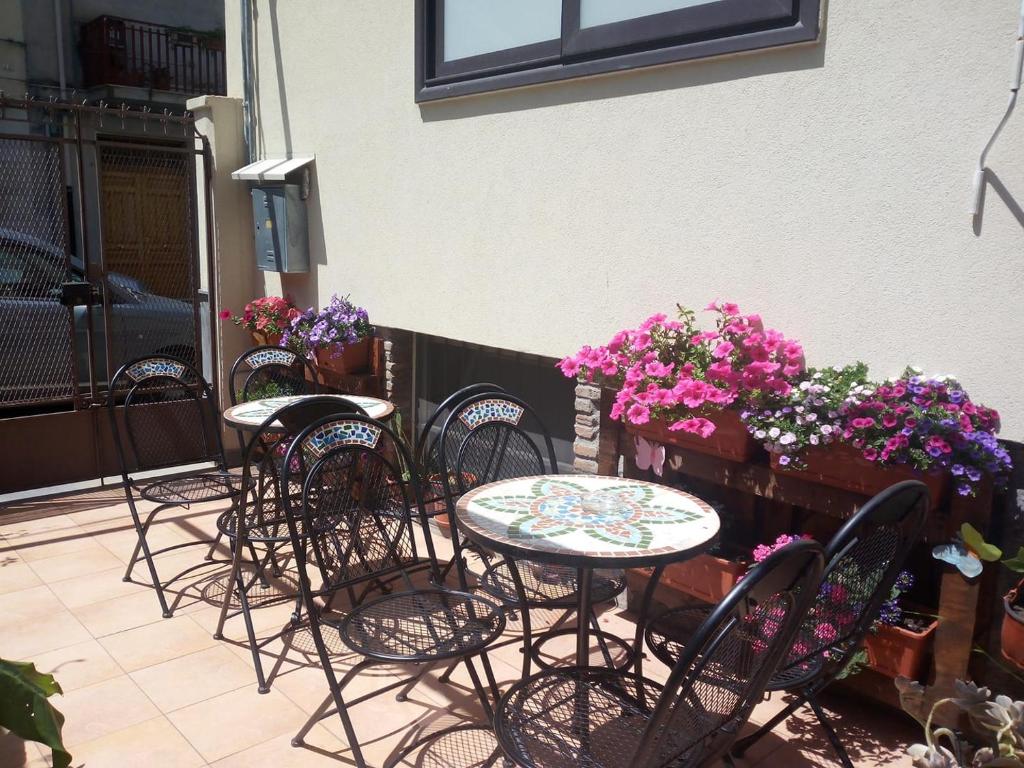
456, 475, 719, 566
222, 394, 394, 430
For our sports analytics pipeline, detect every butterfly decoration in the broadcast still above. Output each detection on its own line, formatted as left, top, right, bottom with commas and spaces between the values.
931, 523, 1002, 579
635, 435, 665, 477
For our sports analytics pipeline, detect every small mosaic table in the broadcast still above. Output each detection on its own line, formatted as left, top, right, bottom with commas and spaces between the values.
222, 394, 394, 432
456, 474, 720, 669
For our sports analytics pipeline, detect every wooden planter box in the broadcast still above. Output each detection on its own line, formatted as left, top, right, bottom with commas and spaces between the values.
771, 444, 949, 505
864, 620, 938, 679
1001, 595, 1024, 670
632, 553, 748, 604
625, 409, 758, 463
663, 553, 748, 603
315, 337, 372, 376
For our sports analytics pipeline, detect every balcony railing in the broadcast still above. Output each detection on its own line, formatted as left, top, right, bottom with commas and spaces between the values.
80, 15, 226, 96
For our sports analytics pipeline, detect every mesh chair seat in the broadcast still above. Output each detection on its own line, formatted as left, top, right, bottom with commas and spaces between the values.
494, 668, 700, 768
646, 604, 827, 692
337, 588, 506, 662
478, 559, 626, 608
138, 471, 251, 505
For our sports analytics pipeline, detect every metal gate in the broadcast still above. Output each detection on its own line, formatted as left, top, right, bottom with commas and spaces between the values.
0, 96, 214, 493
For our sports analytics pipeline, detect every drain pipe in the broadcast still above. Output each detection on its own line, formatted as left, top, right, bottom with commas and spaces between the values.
970, 0, 1024, 217
53, 0, 67, 98
240, 0, 255, 163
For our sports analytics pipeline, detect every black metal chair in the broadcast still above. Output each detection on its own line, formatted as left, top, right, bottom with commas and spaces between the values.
413, 383, 505, 521
213, 395, 368, 693
107, 355, 251, 618
281, 413, 507, 768
645, 480, 929, 768
437, 392, 627, 676
493, 539, 826, 768
228, 344, 320, 406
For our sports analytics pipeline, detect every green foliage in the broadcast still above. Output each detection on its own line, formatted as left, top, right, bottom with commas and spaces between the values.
1002, 546, 1024, 574
961, 523, 1002, 562
0, 659, 70, 768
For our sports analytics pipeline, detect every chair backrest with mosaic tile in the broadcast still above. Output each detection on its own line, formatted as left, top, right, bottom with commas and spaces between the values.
636, 540, 824, 767
107, 355, 226, 475
783, 480, 928, 680
281, 414, 439, 595
229, 345, 319, 405
240, 397, 369, 532
437, 392, 558, 501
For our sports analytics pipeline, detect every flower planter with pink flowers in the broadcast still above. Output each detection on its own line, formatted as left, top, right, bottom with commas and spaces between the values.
560, 301, 806, 459
221, 295, 298, 347
626, 409, 758, 462
770, 444, 949, 506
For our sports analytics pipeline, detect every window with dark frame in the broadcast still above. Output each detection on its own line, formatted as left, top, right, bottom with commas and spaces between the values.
416, 0, 821, 102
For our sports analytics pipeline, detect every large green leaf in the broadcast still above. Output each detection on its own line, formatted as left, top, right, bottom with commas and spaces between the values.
1002, 546, 1024, 574
0, 659, 71, 768
961, 523, 1002, 562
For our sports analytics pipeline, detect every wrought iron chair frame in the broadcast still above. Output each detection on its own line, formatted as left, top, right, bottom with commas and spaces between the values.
280, 413, 506, 768
213, 395, 368, 693
107, 354, 248, 618
436, 392, 627, 678
493, 540, 826, 768
645, 480, 929, 768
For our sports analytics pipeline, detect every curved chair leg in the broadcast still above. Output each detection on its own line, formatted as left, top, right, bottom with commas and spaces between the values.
123, 495, 173, 618
731, 694, 805, 757
806, 693, 855, 768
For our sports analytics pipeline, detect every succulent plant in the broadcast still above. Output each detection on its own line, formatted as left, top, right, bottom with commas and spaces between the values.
897, 677, 1024, 767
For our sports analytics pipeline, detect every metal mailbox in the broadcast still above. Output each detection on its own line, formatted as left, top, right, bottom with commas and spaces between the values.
250, 184, 309, 273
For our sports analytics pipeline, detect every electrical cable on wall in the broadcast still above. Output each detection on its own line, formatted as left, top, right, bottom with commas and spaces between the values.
970, 0, 1024, 217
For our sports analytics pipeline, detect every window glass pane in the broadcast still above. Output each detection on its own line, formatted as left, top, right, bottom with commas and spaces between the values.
580, 0, 720, 29
443, 0, 561, 61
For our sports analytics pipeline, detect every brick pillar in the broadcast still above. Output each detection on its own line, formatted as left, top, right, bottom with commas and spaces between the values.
573, 380, 602, 474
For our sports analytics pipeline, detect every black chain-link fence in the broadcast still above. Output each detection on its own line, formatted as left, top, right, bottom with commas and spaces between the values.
0, 137, 76, 406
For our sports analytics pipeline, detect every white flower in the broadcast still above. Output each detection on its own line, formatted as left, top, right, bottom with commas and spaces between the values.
799, 381, 811, 391
768, 427, 781, 439
809, 434, 820, 445
795, 415, 804, 425
820, 425, 833, 435
795, 405, 804, 413
805, 413, 817, 422
779, 432, 797, 445
755, 430, 766, 439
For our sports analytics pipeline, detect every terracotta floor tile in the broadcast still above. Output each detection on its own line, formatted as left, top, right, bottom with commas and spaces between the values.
57, 674, 161, 747
0, 559, 43, 595
1, 608, 92, 659
0, 584, 65, 620
0, 731, 47, 768
131, 645, 259, 711
6, 526, 105, 563
167, 685, 308, 763
66, 716, 206, 768
72, 587, 185, 637
208, 726, 349, 768
27, 546, 125, 584
28, 638, 125, 692
47, 565, 148, 609
99, 614, 216, 672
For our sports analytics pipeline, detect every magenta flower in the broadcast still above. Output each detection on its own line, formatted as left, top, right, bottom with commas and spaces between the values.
626, 404, 651, 425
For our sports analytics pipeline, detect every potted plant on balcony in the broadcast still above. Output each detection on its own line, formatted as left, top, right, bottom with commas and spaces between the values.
757, 367, 1010, 503
282, 294, 373, 375
559, 302, 804, 462
861, 570, 938, 679
220, 295, 298, 347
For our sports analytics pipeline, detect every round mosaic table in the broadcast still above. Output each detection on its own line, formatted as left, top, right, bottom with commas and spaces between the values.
456, 474, 720, 668
222, 394, 394, 432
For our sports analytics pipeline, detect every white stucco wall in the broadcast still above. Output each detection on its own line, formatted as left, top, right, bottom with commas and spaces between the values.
222, 0, 1024, 439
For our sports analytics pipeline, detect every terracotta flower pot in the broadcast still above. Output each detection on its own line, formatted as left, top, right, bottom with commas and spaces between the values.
770, 444, 949, 505
1001, 590, 1024, 670
661, 553, 748, 603
864, 620, 937, 679
315, 337, 372, 376
625, 409, 758, 462
424, 471, 477, 538
251, 330, 282, 346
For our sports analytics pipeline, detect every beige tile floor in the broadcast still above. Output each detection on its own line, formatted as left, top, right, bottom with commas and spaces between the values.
0, 487, 917, 767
